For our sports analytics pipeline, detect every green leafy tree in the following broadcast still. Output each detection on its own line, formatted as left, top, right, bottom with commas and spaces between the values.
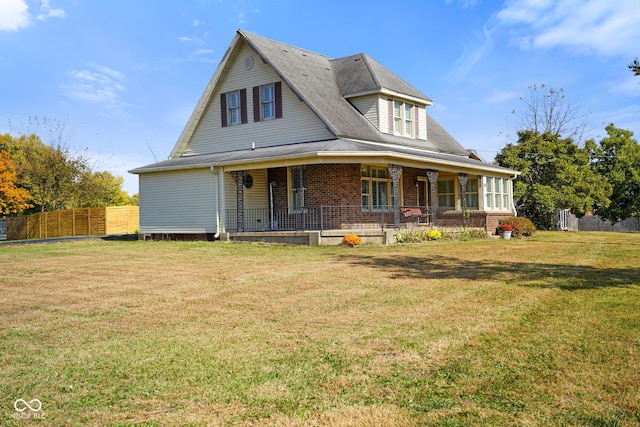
10, 134, 87, 212
75, 170, 130, 207
591, 124, 640, 223
496, 130, 610, 229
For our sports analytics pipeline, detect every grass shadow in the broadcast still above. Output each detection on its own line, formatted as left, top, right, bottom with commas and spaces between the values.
342, 253, 639, 290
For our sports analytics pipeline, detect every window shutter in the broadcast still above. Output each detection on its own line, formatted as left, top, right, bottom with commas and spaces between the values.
220, 93, 228, 128
414, 105, 420, 138
252, 86, 260, 122
240, 88, 248, 124
275, 81, 283, 119
387, 99, 394, 133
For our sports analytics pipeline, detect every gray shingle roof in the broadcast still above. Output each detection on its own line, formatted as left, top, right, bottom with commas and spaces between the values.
239, 30, 468, 155
331, 53, 433, 102
130, 138, 517, 176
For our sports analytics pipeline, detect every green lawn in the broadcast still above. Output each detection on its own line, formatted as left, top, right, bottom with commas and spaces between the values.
1, 232, 638, 426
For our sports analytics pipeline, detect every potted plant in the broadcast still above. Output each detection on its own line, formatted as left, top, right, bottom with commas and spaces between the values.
497, 223, 512, 240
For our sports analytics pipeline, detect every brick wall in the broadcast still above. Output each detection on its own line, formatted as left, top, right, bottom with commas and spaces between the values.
268, 164, 361, 210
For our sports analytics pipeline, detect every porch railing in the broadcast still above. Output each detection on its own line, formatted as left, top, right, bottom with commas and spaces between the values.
226, 206, 403, 232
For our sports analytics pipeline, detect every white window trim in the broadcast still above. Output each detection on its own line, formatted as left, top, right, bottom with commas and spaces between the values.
393, 100, 414, 137
483, 176, 511, 211
361, 165, 393, 212
261, 84, 275, 121
227, 90, 240, 126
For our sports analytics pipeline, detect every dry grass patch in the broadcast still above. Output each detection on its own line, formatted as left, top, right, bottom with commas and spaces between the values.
1, 232, 639, 426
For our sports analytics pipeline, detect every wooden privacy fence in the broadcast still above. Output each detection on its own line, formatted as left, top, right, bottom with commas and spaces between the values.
556, 209, 640, 232
6, 206, 139, 241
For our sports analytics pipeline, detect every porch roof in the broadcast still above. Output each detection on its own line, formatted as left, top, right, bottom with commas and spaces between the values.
130, 138, 518, 176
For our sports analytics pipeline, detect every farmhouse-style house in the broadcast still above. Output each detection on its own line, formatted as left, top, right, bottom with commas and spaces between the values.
130, 30, 518, 244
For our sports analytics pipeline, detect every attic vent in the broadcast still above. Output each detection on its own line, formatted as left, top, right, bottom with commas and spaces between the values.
243, 56, 254, 70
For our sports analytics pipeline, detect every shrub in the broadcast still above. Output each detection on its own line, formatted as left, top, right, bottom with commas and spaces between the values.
497, 223, 512, 232
343, 234, 361, 246
426, 229, 442, 241
498, 217, 536, 237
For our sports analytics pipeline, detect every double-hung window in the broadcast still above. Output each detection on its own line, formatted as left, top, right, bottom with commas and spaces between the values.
289, 166, 307, 212
227, 91, 240, 125
464, 178, 479, 209
393, 100, 414, 137
261, 84, 275, 120
361, 166, 392, 211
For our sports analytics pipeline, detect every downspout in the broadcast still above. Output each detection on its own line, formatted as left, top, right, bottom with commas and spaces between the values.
212, 166, 221, 239
269, 181, 275, 230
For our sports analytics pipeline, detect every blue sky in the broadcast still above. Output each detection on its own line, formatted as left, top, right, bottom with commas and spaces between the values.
1, 0, 639, 195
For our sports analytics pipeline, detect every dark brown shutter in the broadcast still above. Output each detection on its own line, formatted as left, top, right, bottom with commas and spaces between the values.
275, 81, 283, 119
240, 88, 248, 124
414, 105, 420, 138
388, 99, 394, 133
220, 93, 227, 128
252, 86, 260, 122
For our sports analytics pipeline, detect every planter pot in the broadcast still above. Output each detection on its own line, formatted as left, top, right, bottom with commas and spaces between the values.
502, 230, 512, 240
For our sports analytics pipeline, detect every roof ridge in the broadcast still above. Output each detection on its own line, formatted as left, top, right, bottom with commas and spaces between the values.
358, 53, 382, 90
237, 29, 332, 60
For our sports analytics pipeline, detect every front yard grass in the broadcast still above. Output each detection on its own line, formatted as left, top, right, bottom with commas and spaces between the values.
1, 232, 638, 426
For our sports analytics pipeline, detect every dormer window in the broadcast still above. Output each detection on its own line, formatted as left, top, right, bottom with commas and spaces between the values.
393, 100, 414, 137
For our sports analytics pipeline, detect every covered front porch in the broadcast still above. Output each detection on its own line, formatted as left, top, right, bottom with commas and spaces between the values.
222, 161, 515, 238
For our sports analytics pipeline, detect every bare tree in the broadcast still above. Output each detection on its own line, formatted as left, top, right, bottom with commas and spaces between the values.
511, 84, 587, 143
630, 58, 640, 76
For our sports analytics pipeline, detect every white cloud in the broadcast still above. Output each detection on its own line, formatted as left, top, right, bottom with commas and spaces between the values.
0, 0, 30, 31
0, 0, 65, 31
446, 25, 493, 81
61, 65, 126, 107
37, 0, 65, 21
497, 0, 640, 57
445, 0, 479, 8
485, 90, 520, 105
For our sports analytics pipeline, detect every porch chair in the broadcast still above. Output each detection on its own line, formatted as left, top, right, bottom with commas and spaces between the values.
400, 206, 431, 225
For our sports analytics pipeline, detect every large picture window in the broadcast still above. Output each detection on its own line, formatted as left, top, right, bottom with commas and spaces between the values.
437, 180, 455, 209
361, 166, 391, 211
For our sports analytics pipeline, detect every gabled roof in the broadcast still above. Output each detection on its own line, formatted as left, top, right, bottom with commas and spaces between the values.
169, 30, 470, 159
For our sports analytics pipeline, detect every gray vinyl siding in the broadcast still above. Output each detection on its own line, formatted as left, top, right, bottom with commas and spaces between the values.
349, 94, 379, 128
184, 43, 333, 156
223, 169, 269, 231
139, 169, 216, 233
